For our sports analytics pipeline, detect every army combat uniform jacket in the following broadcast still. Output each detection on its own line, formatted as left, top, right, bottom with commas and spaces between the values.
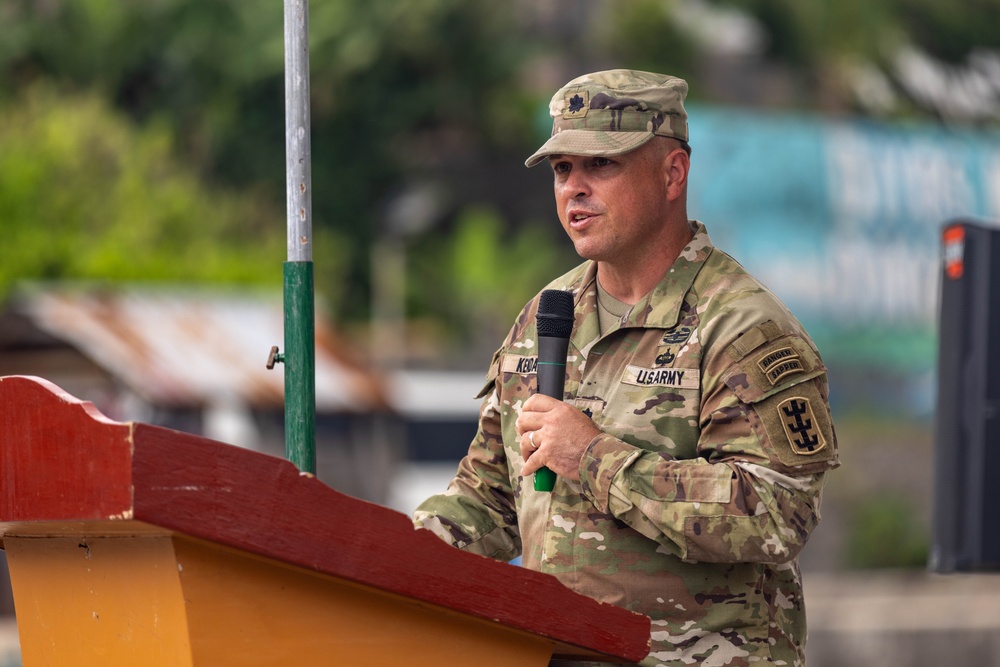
414, 222, 839, 667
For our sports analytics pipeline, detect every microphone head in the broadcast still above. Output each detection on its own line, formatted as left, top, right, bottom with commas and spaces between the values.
537, 289, 575, 338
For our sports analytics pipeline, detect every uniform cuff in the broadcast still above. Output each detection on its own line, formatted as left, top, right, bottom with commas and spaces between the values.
579, 434, 640, 513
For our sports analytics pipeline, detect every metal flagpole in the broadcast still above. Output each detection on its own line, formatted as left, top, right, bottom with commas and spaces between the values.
281, 0, 316, 473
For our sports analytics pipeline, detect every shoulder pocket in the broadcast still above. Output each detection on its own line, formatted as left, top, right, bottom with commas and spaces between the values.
723, 333, 826, 403
475, 346, 504, 399
752, 380, 837, 472
721, 328, 837, 473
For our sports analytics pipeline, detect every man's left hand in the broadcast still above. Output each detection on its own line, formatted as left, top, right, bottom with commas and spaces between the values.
516, 394, 602, 481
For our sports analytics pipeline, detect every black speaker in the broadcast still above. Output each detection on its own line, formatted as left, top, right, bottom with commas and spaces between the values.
931, 218, 1000, 572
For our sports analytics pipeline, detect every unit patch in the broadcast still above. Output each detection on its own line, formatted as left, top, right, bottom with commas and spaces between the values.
623, 365, 699, 389
777, 397, 826, 455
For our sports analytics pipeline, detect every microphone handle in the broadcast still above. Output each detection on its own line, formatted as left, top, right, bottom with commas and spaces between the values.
534, 335, 569, 491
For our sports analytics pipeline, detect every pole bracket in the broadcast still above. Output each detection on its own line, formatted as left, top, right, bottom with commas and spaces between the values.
266, 346, 285, 369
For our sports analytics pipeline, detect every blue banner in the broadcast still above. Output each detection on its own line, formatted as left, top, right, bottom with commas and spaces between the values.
687, 105, 1000, 385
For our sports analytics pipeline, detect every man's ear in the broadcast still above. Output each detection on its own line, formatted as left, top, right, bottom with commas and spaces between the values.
664, 147, 689, 201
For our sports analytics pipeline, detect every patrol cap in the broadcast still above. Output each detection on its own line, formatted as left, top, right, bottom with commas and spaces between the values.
525, 69, 689, 168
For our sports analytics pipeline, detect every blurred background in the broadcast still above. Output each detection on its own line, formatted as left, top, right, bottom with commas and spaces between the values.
2, 1, 1000, 665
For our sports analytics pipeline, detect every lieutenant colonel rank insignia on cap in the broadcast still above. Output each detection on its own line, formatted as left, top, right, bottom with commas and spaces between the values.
563, 90, 589, 119
777, 397, 826, 455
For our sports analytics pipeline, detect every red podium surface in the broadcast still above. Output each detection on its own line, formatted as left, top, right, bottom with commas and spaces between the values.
0, 376, 650, 666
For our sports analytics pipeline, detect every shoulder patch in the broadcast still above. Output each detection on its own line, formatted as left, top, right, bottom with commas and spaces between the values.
751, 381, 837, 472
776, 397, 827, 455
764, 358, 805, 385
724, 335, 825, 403
757, 346, 798, 374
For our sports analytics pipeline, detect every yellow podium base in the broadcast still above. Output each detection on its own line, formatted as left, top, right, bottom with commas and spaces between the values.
6, 526, 551, 667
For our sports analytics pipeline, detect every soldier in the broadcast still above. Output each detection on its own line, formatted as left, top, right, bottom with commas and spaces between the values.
413, 70, 839, 667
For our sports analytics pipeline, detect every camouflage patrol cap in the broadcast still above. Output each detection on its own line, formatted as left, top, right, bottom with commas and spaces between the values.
525, 69, 689, 168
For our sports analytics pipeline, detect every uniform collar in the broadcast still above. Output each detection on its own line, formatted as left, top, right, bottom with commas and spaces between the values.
627, 219, 713, 329
565, 220, 713, 346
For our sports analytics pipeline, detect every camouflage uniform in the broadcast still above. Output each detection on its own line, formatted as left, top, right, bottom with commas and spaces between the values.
414, 222, 839, 667
416, 69, 838, 665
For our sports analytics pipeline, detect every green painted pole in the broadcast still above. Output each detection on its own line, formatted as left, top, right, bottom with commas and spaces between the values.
283, 0, 316, 473
284, 261, 315, 473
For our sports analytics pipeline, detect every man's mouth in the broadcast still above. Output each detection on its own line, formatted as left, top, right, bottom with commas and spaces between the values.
568, 210, 598, 228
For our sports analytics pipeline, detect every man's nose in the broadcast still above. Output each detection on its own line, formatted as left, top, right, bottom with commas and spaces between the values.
559, 169, 590, 199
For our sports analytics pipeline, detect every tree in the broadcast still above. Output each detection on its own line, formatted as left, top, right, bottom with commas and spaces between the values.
0, 85, 337, 296
0, 0, 538, 322
6, 0, 998, 355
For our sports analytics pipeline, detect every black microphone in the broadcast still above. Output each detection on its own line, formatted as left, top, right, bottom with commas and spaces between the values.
534, 289, 575, 492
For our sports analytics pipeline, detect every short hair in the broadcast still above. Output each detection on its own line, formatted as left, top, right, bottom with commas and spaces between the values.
655, 135, 692, 158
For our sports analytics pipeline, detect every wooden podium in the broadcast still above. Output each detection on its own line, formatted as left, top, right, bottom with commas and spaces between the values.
0, 376, 649, 666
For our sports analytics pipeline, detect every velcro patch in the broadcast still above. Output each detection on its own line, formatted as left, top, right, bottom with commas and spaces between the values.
764, 358, 804, 385
563, 90, 590, 118
777, 396, 826, 456
725, 334, 824, 404
623, 365, 699, 389
502, 355, 537, 375
758, 345, 804, 385
758, 346, 798, 374
750, 380, 837, 472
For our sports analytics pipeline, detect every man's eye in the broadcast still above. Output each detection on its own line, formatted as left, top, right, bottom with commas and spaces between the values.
552, 162, 570, 174
593, 157, 612, 167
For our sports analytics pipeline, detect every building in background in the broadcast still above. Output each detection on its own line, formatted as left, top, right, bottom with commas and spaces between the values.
0, 285, 397, 502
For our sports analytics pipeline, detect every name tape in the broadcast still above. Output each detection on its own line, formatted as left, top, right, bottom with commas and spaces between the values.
623, 365, 699, 389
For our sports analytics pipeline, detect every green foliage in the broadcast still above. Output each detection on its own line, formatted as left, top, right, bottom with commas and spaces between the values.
843, 493, 930, 569
0, 86, 343, 299
3, 0, 999, 349
717, 0, 1000, 67
889, 0, 1000, 63
594, 0, 701, 85
410, 206, 577, 345
0, 1, 533, 325
304, 0, 536, 311
0, 1, 536, 322
706, 0, 906, 67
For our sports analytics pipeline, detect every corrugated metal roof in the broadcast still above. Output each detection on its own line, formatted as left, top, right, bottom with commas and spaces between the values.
7, 286, 391, 413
